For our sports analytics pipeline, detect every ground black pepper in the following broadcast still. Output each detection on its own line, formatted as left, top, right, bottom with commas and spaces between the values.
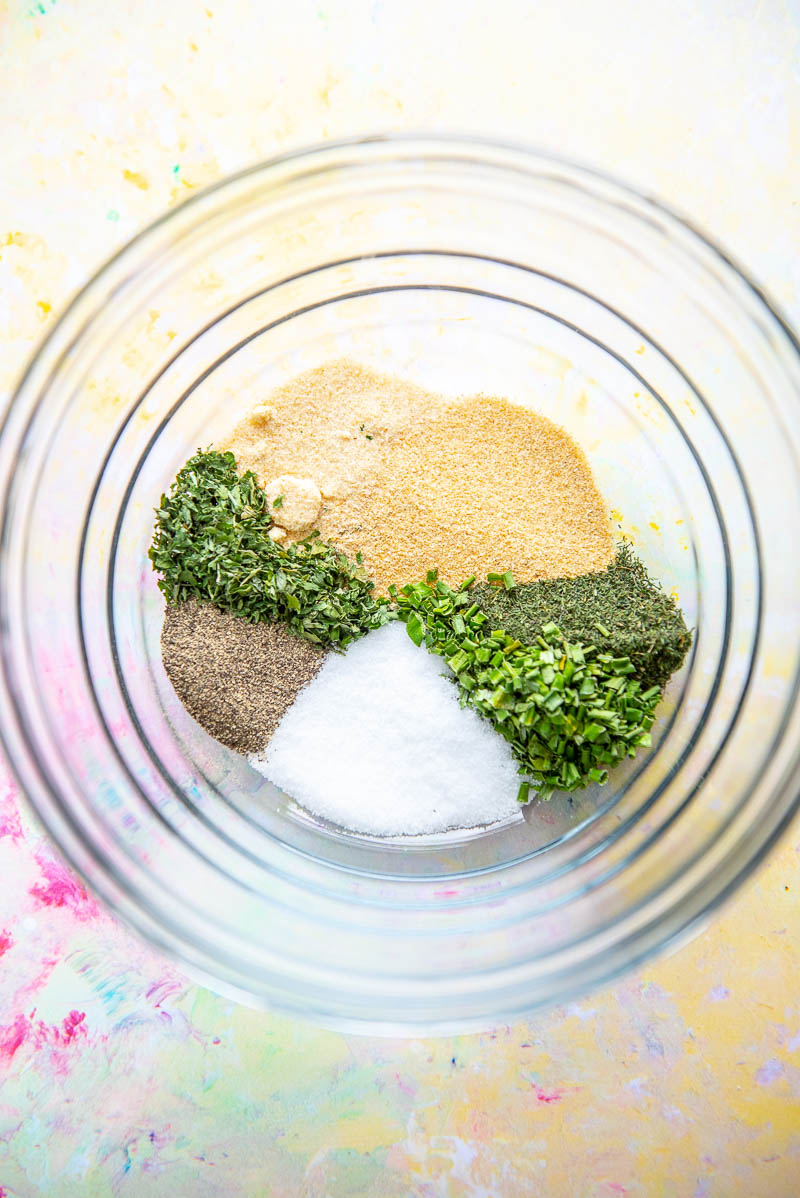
161, 598, 327, 753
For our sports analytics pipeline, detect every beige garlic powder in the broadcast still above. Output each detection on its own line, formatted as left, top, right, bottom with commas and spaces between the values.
221, 359, 613, 595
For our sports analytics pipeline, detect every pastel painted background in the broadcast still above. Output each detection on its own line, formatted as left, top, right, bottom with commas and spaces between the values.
1, 1, 799, 1194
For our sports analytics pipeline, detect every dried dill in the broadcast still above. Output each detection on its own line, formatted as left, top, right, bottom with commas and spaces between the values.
471, 544, 692, 693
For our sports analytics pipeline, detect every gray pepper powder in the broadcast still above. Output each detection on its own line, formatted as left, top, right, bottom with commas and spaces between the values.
161, 598, 327, 754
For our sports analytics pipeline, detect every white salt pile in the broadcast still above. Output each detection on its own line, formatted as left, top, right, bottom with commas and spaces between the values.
250, 622, 524, 837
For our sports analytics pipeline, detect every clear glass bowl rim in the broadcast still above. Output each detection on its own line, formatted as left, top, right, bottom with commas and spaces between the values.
1, 133, 799, 1033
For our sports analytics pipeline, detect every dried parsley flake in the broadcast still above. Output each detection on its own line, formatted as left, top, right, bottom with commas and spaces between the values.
149, 449, 392, 649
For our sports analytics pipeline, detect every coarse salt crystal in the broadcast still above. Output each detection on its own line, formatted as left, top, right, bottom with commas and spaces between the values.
249, 621, 524, 837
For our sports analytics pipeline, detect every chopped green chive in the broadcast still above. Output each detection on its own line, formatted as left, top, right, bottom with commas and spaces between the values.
471, 543, 692, 694
393, 571, 662, 800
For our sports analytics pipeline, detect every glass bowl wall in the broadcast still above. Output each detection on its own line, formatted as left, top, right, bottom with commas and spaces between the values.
1, 137, 798, 1032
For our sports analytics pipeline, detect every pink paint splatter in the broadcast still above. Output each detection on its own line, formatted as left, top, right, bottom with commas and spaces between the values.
0, 1008, 88, 1068
0, 1014, 30, 1062
60, 1010, 87, 1044
433, 889, 459, 898
708, 985, 730, 1001
755, 1058, 784, 1086
394, 1071, 415, 1096
0, 780, 23, 842
608, 1186, 629, 1196
16, 953, 60, 1001
532, 1085, 563, 1104
0, 930, 13, 957
29, 852, 100, 921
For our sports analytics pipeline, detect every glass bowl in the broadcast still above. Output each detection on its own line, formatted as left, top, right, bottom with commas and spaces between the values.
1, 136, 799, 1034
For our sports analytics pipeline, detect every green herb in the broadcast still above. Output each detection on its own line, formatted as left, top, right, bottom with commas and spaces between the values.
486, 570, 516, 591
150, 450, 393, 649
390, 575, 661, 800
471, 543, 691, 693
272, 494, 284, 509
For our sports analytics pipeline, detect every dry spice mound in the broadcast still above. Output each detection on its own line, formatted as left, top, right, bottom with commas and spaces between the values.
161, 598, 326, 754
223, 360, 613, 595
471, 543, 693, 693
223, 360, 431, 502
